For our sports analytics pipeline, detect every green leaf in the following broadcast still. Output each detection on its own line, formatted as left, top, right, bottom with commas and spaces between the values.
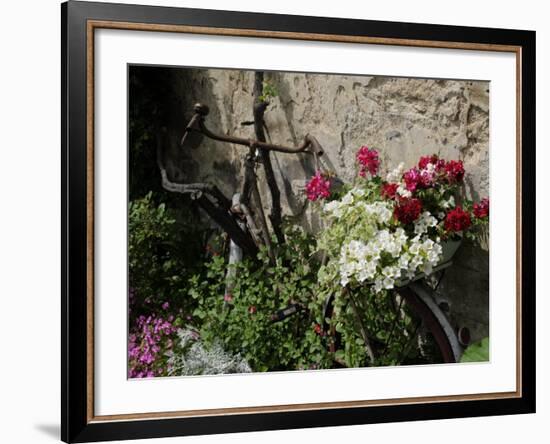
460, 337, 489, 363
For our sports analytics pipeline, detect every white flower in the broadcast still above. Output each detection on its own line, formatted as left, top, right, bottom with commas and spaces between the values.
341, 192, 354, 206
414, 211, 438, 235
396, 184, 412, 198
398, 253, 411, 269
351, 188, 365, 197
441, 195, 455, 209
386, 162, 405, 183
324, 200, 344, 219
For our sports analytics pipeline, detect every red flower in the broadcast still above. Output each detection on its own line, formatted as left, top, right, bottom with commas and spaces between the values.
444, 207, 471, 232
444, 160, 465, 183
248, 305, 257, 314
418, 154, 439, 170
305, 171, 332, 201
403, 167, 421, 192
356, 146, 380, 177
394, 198, 423, 224
473, 197, 489, 218
313, 323, 323, 336
381, 183, 399, 199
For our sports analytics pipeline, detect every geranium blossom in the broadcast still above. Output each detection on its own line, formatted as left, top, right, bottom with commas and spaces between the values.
473, 197, 489, 218
444, 206, 471, 232
306, 171, 332, 201
444, 160, 465, 183
418, 154, 439, 170
356, 146, 380, 177
394, 197, 422, 224
381, 182, 399, 199
403, 167, 421, 192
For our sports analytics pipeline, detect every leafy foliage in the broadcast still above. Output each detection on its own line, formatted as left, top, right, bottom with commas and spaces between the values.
259, 80, 279, 103
128, 192, 206, 317
188, 226, 331, 372
460, 337, 489, 363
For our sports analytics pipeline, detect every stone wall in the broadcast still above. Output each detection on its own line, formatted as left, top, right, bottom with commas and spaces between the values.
160, 67, 490, 343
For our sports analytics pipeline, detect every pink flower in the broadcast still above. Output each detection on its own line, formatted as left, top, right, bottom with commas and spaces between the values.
248, 305, 257, 314
419, 168, 435, 187
403, 168, 421, 192
161, 302, 169, 310
473, 197, 489, 218
305, 171, 332, 201
223, 293, 233, 303
356, 146, 380, 177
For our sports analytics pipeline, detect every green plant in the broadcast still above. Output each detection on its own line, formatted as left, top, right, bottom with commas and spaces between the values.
460, 337, 489, 363
128, 192, 205, 317
259, 80, 278, 103
188, 226, 331, 372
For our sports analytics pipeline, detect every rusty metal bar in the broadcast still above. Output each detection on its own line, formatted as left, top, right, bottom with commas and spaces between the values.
182, 103, 324, 156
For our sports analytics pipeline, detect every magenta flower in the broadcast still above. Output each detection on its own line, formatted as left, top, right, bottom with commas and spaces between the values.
128, 312, 178, 379
403, 167, 421, 192
162, 302, 170, 310
305, 171, 332, 201
356, 146, 380, 177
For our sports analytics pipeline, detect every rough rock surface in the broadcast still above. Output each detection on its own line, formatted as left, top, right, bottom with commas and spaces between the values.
162, 68, 490, 343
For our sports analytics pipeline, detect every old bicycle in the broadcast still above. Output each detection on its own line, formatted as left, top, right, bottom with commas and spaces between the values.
158, 98, 468, 367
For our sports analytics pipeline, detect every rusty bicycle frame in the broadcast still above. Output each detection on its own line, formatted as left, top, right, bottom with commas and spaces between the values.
158, 102, 325, 262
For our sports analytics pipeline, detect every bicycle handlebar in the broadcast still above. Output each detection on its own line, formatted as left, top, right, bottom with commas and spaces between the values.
181, 103, 324, 157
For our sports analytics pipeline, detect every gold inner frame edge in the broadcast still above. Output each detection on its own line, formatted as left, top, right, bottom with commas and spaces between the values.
85, 19, 523, 423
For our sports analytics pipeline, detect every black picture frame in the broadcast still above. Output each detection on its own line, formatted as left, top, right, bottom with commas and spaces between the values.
62, 1, 536, 442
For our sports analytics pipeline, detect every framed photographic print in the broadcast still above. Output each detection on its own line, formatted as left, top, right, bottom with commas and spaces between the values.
61, 0, 536, 442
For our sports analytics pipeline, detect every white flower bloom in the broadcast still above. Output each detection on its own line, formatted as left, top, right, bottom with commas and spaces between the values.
441, 195, 455, 209
398, 253, 411, 269
396, 184, 412, 198
414, 211, 438, 235
386, 162, 405, 183
324, 200, 344, 219
341, 192, 354, 206
425, 163, 436, 174
383, 277, 395, 289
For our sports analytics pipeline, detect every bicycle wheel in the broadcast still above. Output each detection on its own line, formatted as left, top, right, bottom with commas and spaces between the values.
322, 281, 462, 367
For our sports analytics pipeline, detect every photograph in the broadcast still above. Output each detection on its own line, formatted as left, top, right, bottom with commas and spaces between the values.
127, 65, 491, 378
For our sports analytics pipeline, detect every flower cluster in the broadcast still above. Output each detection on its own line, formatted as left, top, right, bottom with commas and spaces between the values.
444, 207, 471, 232
393, 197, 422, 224
128, 310, 178, 378
305, 171, 332, 201
473, 197, 489, 218
318, 146, 490, 295
356, 146, 380, 177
